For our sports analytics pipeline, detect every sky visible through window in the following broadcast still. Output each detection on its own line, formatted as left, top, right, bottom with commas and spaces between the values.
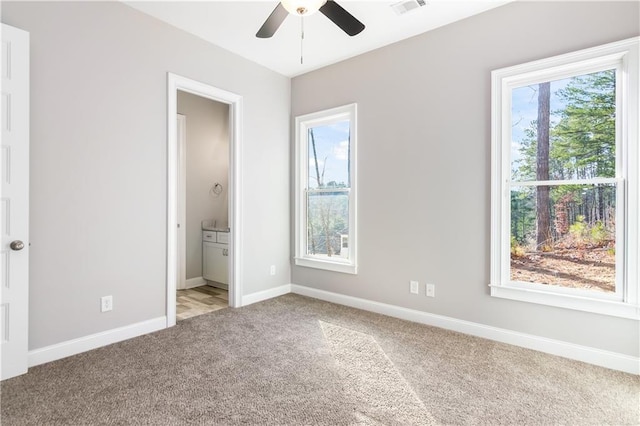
308, 120, 350, 189
510, 77, 570, 168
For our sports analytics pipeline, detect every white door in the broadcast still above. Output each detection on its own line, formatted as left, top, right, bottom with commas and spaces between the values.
1, 24, 30, 380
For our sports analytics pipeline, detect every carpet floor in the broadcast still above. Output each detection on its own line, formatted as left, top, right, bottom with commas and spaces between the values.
1, 294, 639, 425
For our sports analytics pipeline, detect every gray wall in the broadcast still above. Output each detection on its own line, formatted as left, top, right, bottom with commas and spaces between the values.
177, 92, 229, 280
291, 1, 640, 356
2, 1, 291, 350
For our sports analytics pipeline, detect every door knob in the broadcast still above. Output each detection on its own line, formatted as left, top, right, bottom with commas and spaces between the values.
10, 240, 25, 251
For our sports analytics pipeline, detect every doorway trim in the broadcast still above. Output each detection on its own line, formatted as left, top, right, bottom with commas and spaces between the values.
176, 113, 187, 291
167, 73, 243, 327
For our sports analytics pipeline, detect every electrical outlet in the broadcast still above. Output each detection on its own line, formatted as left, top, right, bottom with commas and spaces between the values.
410, 280, 419, 295
101, 295, 113, 312
426, 283, 435, 298
270, 265, 276, 276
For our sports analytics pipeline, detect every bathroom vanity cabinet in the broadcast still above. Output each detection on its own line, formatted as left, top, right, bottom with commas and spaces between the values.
202, 230, 229, 286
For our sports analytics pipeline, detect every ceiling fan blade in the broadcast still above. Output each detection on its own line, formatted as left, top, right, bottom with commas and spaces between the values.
319, 1, 365, 37
256, 3, 289, 38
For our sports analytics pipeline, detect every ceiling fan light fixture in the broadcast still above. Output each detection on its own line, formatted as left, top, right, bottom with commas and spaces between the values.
281, 0, 327, 16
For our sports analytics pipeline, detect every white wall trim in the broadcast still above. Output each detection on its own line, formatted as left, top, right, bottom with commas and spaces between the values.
28, 317, 166, 368
294, 104, 358, 275
290, 284, 639, 375
490, 37, 640, 319
23, 285, 639, 375
167, 73, 244, 329
183, 277, 206, 290
242, 284, 292, 307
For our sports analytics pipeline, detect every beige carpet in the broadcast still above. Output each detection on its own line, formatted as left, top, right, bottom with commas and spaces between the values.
2, 294, 639, 425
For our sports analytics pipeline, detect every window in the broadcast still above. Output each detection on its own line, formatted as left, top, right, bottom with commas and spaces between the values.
490, 38, 639, 319
295, 104, 357, 274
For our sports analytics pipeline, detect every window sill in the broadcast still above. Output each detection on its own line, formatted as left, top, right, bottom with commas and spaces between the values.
490, 284, 640, 320
294, 256, 357, 274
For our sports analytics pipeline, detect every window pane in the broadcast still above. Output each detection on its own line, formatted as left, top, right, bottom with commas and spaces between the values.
307, 191, 349, 259
510, 183, 616, 293
511, 69, 616, 181
308, 121, 350, 190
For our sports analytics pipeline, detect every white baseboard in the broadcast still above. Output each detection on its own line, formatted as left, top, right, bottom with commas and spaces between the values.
24, 284, 639, 375
206, 281, 229, 291
242, 284, 292, 306
183, 277, 206, 290
290, 284, 640, 375
28, 316, 167, 368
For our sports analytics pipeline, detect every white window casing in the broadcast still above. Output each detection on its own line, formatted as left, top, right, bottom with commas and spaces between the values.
294, 103, 358, 274
490, 38, 639, 319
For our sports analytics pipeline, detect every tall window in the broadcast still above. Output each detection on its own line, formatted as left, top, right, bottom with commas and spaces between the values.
491, 38, 639, 319
295, 104, 357, 274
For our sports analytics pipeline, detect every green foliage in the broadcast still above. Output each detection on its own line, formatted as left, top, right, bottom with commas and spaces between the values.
510, 236, 525, 257
569, 215, 587, 238
553, 70, 616, 180
511, 69, 617, 250
568, 215, 611, 247
590, 221, 608, 245
510, 187, 536, 244
514, 70, 615, 182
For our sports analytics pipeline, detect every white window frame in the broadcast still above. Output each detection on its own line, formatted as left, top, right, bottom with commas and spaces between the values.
294, 103, 358, 274
490, 38, 639, 320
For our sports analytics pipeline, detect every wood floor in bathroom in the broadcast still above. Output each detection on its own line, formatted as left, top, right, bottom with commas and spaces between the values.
176, 285, 228, 321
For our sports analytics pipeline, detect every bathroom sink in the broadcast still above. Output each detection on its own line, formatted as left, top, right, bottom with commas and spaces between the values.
201, 219, 230, 233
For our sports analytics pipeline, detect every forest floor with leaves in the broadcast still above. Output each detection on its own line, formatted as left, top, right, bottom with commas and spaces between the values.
510, 247, 615, 293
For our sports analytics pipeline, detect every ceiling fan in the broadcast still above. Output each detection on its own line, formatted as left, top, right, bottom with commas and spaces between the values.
256, 0, 365, 38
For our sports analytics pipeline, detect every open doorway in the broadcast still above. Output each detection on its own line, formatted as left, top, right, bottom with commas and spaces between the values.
176, 93, 230, 320
167, 74, 243, 327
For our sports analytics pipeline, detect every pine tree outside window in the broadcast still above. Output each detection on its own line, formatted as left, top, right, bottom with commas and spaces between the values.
490, 38, 639, 319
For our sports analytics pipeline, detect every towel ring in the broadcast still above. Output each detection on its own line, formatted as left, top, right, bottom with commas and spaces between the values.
210, 183, 223, 197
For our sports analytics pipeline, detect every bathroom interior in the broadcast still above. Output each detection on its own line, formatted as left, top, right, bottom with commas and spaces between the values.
176, 90, 230, 321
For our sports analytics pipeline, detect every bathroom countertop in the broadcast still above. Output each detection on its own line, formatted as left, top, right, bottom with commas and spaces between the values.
202, 226, 230, 233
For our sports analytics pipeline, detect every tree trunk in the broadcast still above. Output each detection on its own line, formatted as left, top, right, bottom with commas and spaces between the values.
536, 82, 552, 251
310, 129, 322, 188
597, 185, 604, 223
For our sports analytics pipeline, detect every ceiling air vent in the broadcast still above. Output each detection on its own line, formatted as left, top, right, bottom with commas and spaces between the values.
391, 0, 427, 16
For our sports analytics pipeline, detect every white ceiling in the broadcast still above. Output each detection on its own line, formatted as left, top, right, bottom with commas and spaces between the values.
125, 1, 511, 77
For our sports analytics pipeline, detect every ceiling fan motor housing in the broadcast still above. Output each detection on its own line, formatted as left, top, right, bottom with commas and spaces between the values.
281, 0, 328, 16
